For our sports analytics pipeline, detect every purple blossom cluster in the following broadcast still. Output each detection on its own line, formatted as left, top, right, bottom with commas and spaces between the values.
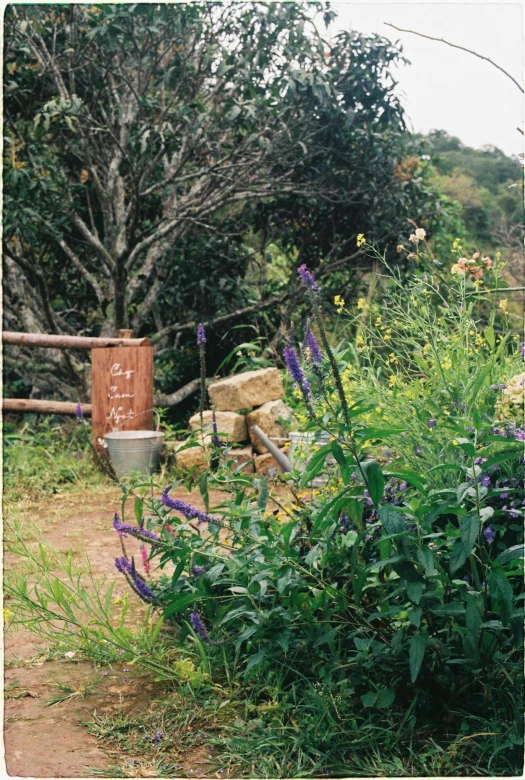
305, 330, 323, 364
490, 421, 525, 441
113, 513, 159, 542
161, 487, 220, 525
283, 343, 312, 399
115, 556, 155, 603
75, 403, 84, 419
190, 565, 207, 577
190, 610, 208, 640
297, 264, 318, 292
196, 323, 206, 346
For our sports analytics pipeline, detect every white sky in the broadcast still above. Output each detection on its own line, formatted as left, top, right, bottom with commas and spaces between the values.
331, 2, 524, 158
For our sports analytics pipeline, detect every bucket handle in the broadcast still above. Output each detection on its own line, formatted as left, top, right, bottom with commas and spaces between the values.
112, 407, 161, 432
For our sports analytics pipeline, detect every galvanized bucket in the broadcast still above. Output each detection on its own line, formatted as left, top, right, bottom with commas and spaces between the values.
105, 424, 164, 480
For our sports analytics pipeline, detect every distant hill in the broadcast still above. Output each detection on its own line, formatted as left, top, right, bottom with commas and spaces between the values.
421, 130, 522, 252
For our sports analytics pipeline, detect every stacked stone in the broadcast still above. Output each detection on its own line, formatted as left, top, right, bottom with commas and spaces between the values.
172, 368, 296, 478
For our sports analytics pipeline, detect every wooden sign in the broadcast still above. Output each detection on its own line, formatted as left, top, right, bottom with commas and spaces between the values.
91, 346, 154, 449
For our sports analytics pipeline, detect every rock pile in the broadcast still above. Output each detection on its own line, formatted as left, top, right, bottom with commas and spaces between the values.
172, 368, 296, 478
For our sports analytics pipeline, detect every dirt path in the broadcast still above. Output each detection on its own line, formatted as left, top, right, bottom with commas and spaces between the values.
3, 483, 236, 778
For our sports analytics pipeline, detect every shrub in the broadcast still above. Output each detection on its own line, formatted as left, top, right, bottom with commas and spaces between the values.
111, 239, 523, 770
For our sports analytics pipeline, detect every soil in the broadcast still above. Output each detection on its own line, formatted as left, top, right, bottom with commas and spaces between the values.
4, 481, 298, 778
3, 483, 235, 778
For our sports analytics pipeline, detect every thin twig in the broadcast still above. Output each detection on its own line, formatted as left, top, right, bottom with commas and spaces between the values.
385, 23, 524, 94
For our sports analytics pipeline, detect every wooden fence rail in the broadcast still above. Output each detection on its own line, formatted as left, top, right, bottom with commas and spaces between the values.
2, 331, 149, 349
3, 399, 92, 416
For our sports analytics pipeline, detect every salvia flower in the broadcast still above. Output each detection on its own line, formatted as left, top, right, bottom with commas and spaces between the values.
305, 329, 323, 364
283, 343, 311, 399
196, 323, 206, 346
114, 556, 155, 603
483, 526, 496, 545
428, 419, 436, 428
339, 513, 351, 532
297, 264, 318, 292
113, 514, 159, 543
75, 403, 83, 419
141, 545, 151, 575
161, 487, 220, 526
190, 610, 208, 640
190, 565, 207, 577
489, 383, 507, 391
479, 475, 491, 488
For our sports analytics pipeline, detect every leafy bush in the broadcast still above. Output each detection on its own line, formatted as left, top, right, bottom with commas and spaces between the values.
106, 237, 523, 774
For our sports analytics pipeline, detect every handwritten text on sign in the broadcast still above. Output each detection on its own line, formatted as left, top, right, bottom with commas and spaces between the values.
91, 347, 154, 449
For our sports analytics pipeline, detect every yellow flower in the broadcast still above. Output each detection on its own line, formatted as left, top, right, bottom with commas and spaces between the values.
357, 297, 367, 310
356, 233, 366, 247
375, 407, 382, 414
3, 608, 13, 623
384, 329, 392, 341
499, 299, 508, 312
442, 357, 452, 370
334, 294, 345, 313
388, 375, 397, 387
375, 316, 382, 326
423, 343, 431, 354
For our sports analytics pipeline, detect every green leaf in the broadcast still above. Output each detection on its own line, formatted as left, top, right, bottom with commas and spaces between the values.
484, 326, 495, 350
466, 596, 482, 636
162, 593, 200, 619
379, 504, 405, 535
134, 498, 144, 525
495, 545, 524, 565
376, 687, 396, 709
450, 513, 480, 574
408, 607, 422, 628
491, 568, 514, 626
362, 460, 384, 505
416, 547, 436, 576
407, 582, 424, 604
409, 633, 426, 682
299, 443, 333, 487
361, 691, 377, 708
331, 441, 348, 481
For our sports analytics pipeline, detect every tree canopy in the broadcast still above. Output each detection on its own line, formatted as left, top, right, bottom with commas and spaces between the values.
4, 2, 445, 405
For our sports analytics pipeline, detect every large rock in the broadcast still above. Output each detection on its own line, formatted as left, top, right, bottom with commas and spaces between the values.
170, 438, 208, 472
254, 447, 290, 480
246, 400, 296, 454
188, 410, 247, 442
208, 368, 284, 411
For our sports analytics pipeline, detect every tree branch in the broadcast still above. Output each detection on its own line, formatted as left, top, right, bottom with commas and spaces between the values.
385, 23, 524, 93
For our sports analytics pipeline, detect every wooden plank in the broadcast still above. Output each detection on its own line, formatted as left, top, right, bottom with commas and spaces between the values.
3, 399, 92, 416
91, 346, 154, 448
2, 331, 150, 349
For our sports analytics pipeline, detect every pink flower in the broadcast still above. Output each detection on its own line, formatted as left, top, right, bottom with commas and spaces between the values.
141, 545, 151, 575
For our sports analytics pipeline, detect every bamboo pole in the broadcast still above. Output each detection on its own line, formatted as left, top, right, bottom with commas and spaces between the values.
2, 332, 149, 349
2, 399, 92, 416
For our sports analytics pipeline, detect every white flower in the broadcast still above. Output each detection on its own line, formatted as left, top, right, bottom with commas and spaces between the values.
64, 651, 76, 659
97, 437, 108, 449
415, 228, 426, 240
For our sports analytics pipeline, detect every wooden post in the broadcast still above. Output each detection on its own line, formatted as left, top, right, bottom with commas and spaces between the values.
91, 345, 154, 448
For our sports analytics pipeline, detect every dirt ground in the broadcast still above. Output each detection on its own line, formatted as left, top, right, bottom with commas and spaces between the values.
3, 482, 257, 779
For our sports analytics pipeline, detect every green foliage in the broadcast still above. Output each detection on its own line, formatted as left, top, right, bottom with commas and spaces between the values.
3, 417, 104, 499
3, 2, 447, 412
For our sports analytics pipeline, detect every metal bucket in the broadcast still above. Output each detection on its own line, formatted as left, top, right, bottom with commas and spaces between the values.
105, 430, 165, 480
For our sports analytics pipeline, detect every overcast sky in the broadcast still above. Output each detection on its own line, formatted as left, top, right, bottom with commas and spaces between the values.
330, 2, 523, 159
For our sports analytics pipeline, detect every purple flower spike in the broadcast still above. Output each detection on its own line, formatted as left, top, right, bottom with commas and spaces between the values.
113, 514, 159, 543
114, 556, 155, 603
75, 403, 83, 419
283, 344, 311, 399
483, 526, 496, 545
479, 475, 491, 487
197, 323, 206, 346
190, 565, 207, 577
190, 610, 208, 640
305, 330, 323, 363
428, 419, 436, 428
297, 264, 318, 292
161, 488, 220, 526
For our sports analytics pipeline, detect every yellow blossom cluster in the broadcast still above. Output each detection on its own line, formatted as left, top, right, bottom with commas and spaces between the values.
356, 233, 366, 247
334, 295, 345, 314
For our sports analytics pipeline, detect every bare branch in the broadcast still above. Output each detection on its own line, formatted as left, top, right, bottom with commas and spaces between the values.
385, 23, 524, 94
